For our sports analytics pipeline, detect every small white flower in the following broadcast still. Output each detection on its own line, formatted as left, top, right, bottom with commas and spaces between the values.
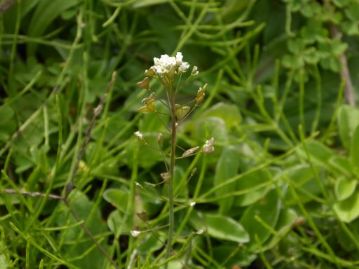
151, 52, 190, 75
175, 52, 183, 63
202, 137, 215, 154
191, 66, 199, 76
134, 131, 144, 140
179, 62, 190, 73
130, 230, 141, 237
189, 201, 196, 207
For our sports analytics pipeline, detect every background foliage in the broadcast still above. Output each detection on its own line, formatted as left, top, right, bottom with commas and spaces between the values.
1, 0, 359, 268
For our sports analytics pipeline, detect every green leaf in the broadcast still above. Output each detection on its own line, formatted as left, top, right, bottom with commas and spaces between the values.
285, 164, 321, 204
241, 190, 281, 246
125, 133, 163, 168
204, 214, 249, 243
345, 3, 359, 21
329, 156, 354, 176
265, 209, 298, 249
139, 182, 163, 216
234, 169, 272, 207
103, 188, 129, 213
297, 140, 334, 165
214, 146, 240, 213
107, 210, 131, 237
351, 125, 359, 167
192, 117, 228, 144
338, 105, 359, 149
212, 244, 256, 267
53, 190, 109, 268
201, 103, 241, 128
0, 104, 16, 142
0, 255, 9, 269
138, 232, 166, 254
335, 178, 357, 201
334, 192, 359, 223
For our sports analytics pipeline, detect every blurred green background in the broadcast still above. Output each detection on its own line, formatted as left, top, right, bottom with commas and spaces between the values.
1, 0, 359, 268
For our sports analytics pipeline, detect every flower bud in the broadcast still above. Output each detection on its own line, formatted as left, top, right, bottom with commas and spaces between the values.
144, 67, 156, 77
134, 130, 144, 140
175, 104, 190, 120
202, 137, 215, 154
191, 66, 199, 76
139, 95, 156, 113
137, 77, 151, 90
195, 84, 207, 105
182, 146, 200, 157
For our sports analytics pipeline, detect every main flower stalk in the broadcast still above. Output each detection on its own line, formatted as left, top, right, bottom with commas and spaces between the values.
167, 87, 176, 264
136, 52, 207, 267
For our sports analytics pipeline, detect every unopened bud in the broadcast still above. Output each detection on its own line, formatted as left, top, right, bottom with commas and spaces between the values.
134, 130, 144, 140
182, 146, 200, 157
175, 104, 190, 120
191, 66, 199, 76
137, 77, 151, 90
195, 84, 207, 105
144, 68, 156, 77
202, 137, 215, 154
139, 95, 156, 113
130, 230, 141, 237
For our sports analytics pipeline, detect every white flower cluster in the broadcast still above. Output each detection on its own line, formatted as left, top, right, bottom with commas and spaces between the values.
151, 52, 190, 75
202, 137, 215, 153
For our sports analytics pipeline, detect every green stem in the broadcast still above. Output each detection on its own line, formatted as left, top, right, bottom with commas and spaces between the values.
166, 90, 177, 266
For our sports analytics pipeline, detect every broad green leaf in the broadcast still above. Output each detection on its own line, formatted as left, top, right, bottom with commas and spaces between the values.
139, 182, 163, 216
351, 125, 359, 167
329, 156, 354, 176
214, 146, 240, 213
138, 232, 166, 254
265, 209, 297, 249
201, 103, 241, 128
332, 0, 350, 8
335, 177, 357, 201
0, 105, 14, 123
204, 214, 249, 243
336, 222, 358, 252
0, 104, 16, 142
235, 169, 272, 207
192, 117, 228, 144
107, 210, 131, 237
125, 133, 163, 168
300, 140, 334, 164
0, 255, 9, 269
338, 105, 359, 149
334, 192, 359, 223
345, 3, 359, 21
103, 188, 129, 213
53, 190, 109, 268
212, 244, 256, 267
285, 164, 322, 204
241, 190, 281, 246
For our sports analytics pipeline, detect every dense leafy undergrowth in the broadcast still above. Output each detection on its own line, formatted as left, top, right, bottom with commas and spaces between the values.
1, 0, 359, 268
